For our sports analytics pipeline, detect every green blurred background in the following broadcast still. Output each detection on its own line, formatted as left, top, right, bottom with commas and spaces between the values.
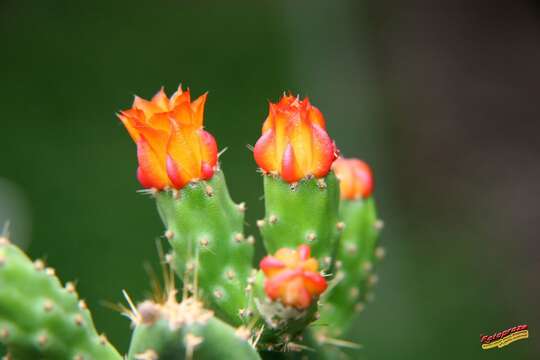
1, 0, 539, 358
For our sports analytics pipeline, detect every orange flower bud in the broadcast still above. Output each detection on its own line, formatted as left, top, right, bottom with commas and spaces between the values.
259, 245, 327, 309
332, 157, 374, 200
253, 95, 338, 183
117, 86, 217, 190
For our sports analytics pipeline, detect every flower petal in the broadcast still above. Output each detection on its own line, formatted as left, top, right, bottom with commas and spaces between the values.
152, 87, 169, 111
166, 155, 190, 189
191, 92, 208, 128
200, 162, 214, 180
265, 269, 297, 300
147, 112, 170, 132
136, 137, 170, 189
170, 86, 191, 108
171, 101, 195, 127
310, 124, 335, 178
117, 110, 142, 142
281, 143, 302, 183
167, 120, 200, 180
307, 105, 326, 129
284, 278, 311, 309
254, 129, 278, 173
288, 117, 313, 175
351, 159, 374, 198
133, 96, 162, 119
199, 130, 218, 167
260, 255, 285, 277
303, 271, 328, 295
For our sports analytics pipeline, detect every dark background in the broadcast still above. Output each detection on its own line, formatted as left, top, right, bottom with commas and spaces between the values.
1, 0, 539, 358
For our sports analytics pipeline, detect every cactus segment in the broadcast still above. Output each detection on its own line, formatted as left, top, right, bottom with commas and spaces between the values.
0, 238, 122, 360
252, 270, 318, 348
258, 173, 340, 271
317, 197, 381, 337
155, 170, 254, 326
127, 297, 260, 360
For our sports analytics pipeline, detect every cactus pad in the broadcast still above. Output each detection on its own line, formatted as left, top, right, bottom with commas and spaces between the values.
127, 295, 260, 360
0, 237, 122, 360
155, 170, 254, 326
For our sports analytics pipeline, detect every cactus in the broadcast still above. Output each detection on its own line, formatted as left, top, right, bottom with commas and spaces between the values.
317, 197, 382, 338
248, 95, 346, 347
0, 86, 387, 359
253, 96, 341, 270
155, 170, 254, 326
258, 174, 340, 270
128, 314, 259, 360
314, 158, 383, 350
127, 293, 260, 360
118, 87, 255, 326
0, 237, 122, 360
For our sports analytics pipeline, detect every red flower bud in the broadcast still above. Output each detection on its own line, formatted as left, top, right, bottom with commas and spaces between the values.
254, 95, 338, 183
118, 86, 217, 190
260, 245, 327, 309
332, 157, 374, 200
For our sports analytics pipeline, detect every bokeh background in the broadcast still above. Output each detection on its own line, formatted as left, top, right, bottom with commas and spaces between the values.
1, 0, 539, 358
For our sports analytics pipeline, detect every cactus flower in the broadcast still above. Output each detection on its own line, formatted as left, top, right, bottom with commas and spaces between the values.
332, 157, 374, 199
260, 245, 327, 309
117, 86, 217, 190
253, 95, 338, 183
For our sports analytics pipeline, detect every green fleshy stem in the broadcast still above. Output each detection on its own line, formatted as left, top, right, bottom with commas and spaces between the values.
318, 197, 381, 337
155, 170, 254, 326
127, 299, 261, 360
258, 173, 340, 272
0, 239, 122, 360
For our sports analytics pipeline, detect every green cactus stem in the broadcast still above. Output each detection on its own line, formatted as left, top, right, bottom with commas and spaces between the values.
155, 169, 254, 326
0, 237, 122, 360
317, 197, 382, 337
127, 296, 261, 360
257, 173, 340, 272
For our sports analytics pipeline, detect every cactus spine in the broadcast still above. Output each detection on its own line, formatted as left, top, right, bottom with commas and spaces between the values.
0, 237, 122, 360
